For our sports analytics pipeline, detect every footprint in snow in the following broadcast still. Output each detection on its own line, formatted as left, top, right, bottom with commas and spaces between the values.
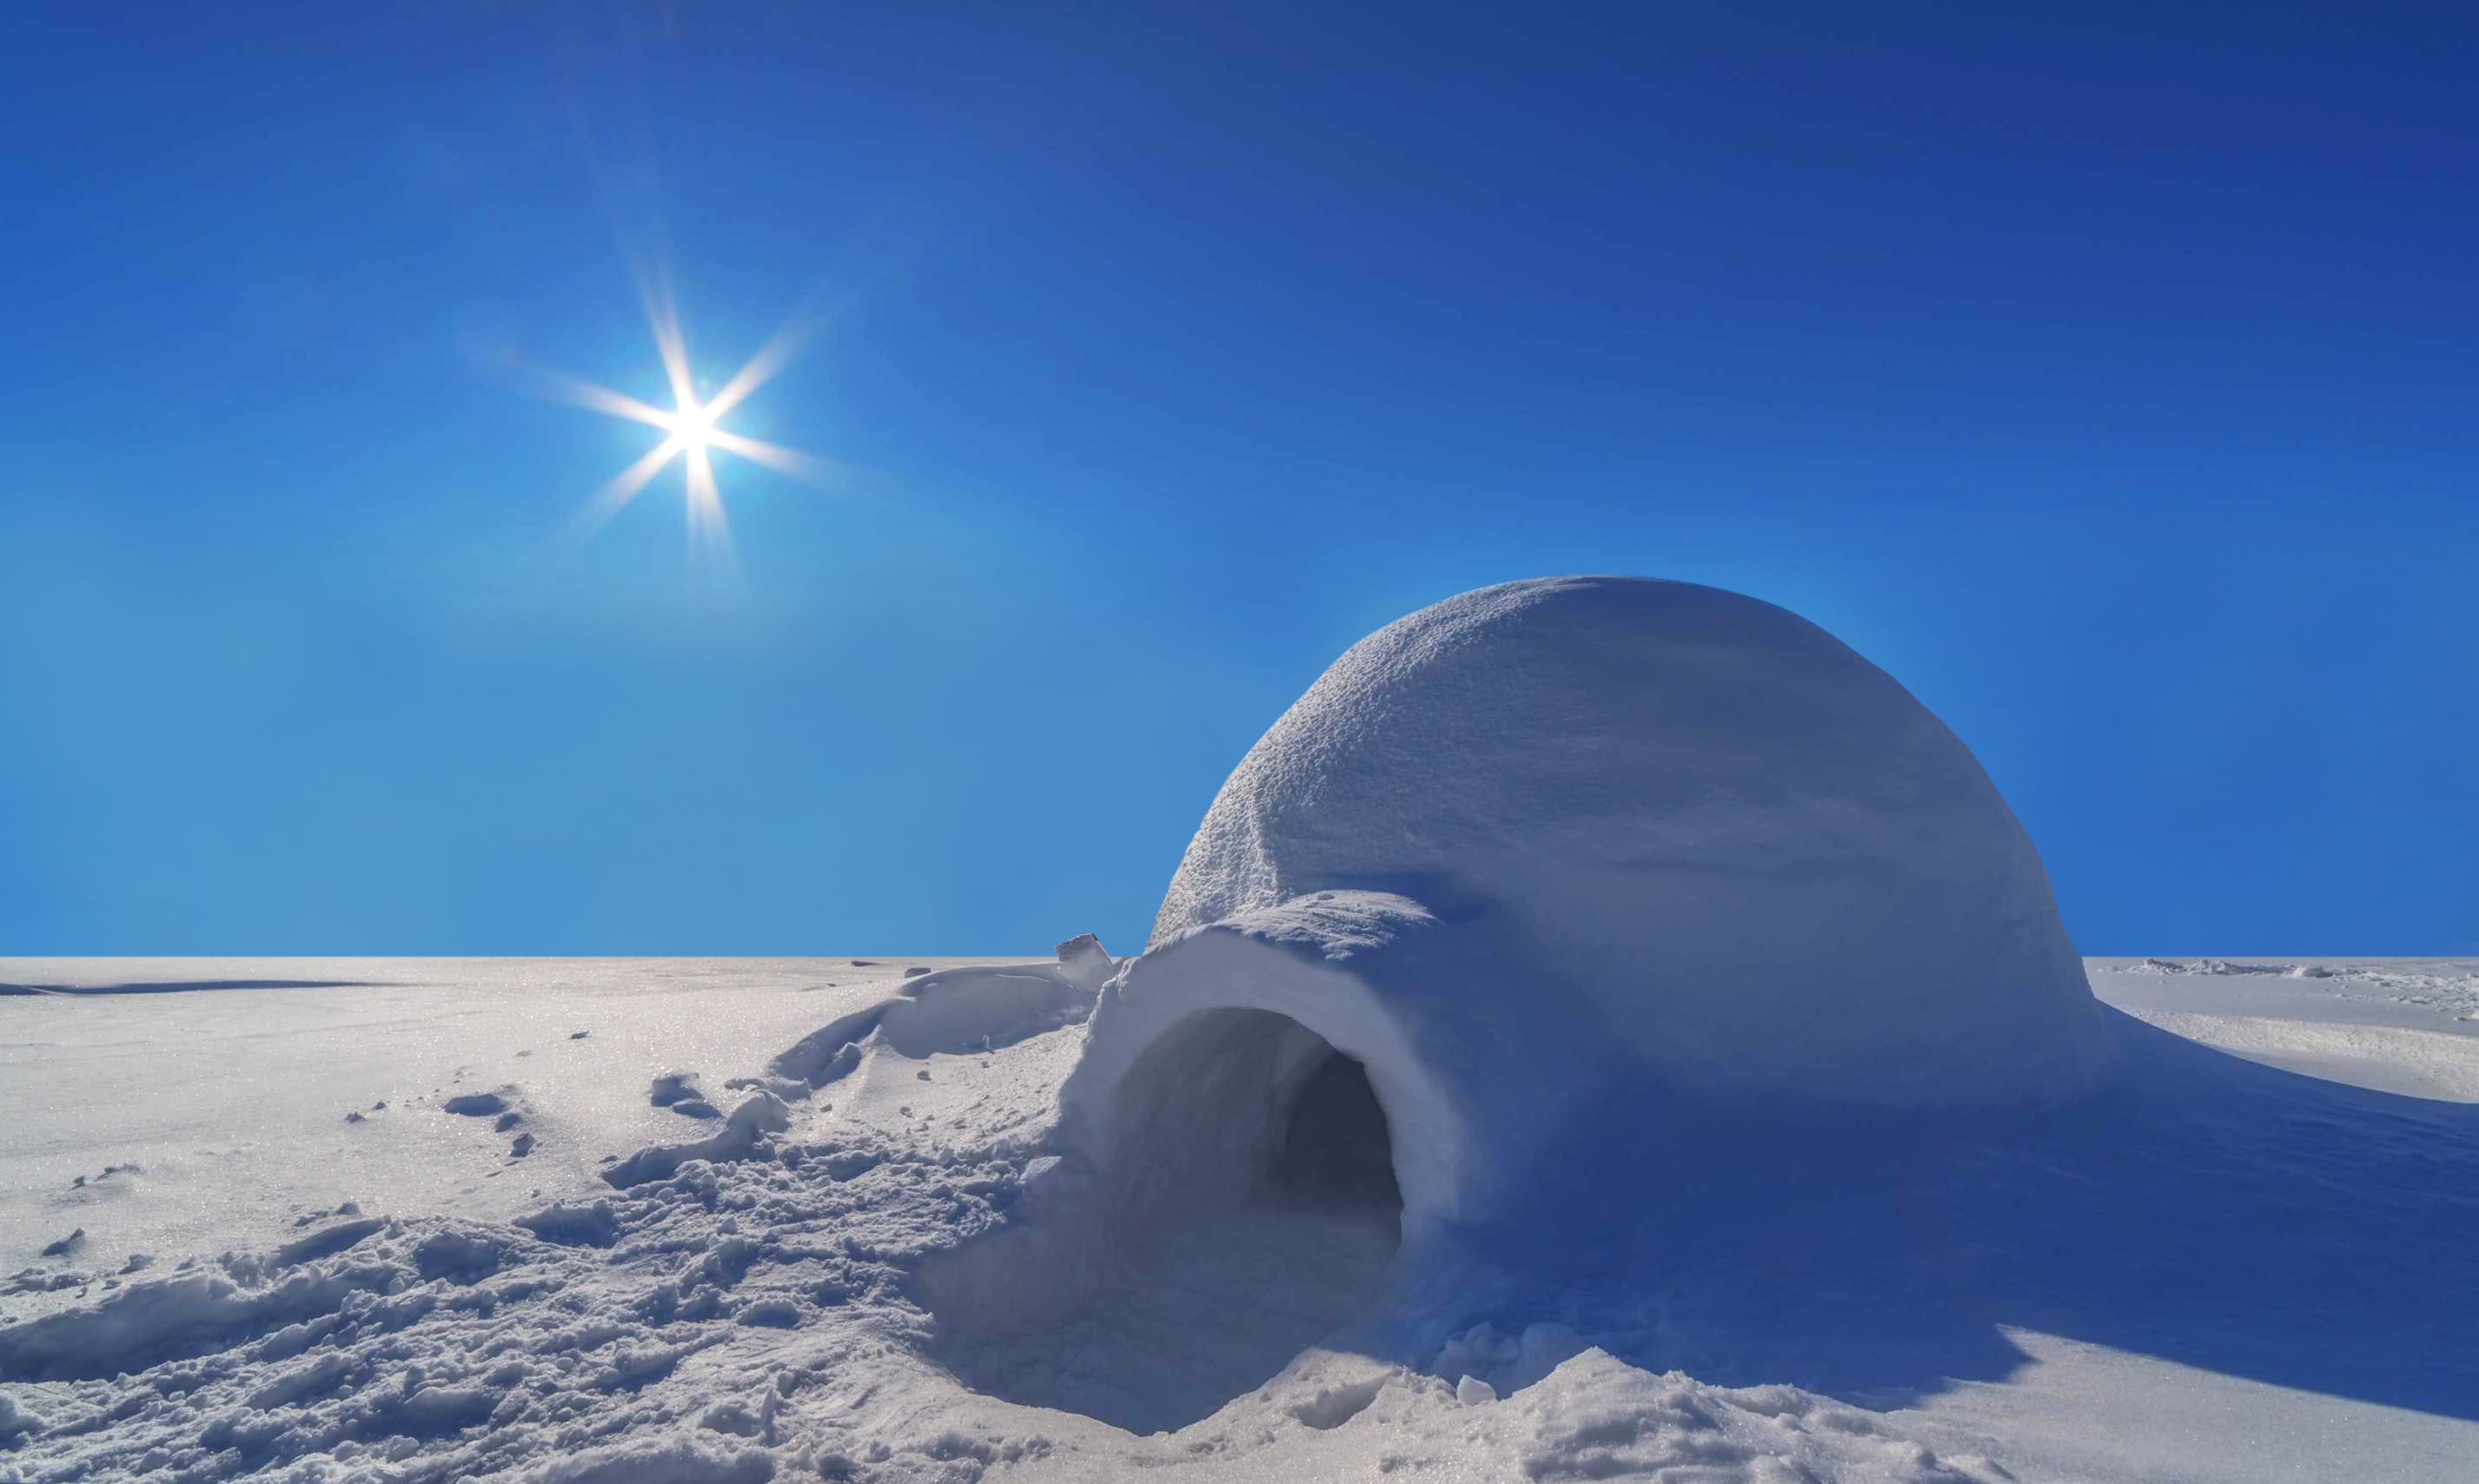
441, 1088, 534, 1151
649, 1072, 721, 1120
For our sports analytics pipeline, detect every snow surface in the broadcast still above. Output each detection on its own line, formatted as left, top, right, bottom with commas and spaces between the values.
1154, 577, 2109, 1110
5, 955, 2478, 1483
7, 584, 2472, 1481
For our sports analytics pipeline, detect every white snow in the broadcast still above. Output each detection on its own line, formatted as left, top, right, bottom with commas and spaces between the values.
1, 956, 2476, 1482
0, 957, 1021, 1284
0, 956, 2469, 1476
988, 578, 2117, 1335
1154, 576, 2110, 1111
3, 583, 2474, 1483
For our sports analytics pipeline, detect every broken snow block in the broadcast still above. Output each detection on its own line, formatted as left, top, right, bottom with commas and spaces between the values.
1053, 933, 1115, 992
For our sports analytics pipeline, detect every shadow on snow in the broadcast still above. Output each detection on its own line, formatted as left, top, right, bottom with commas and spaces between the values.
1452, 1007, 2479, 1422
0, 978, 384, 997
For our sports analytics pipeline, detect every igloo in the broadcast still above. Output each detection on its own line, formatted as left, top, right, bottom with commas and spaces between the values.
929, 575, 2111, 1348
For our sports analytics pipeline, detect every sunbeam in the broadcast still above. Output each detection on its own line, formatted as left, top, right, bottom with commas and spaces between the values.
567, 434, 686, 541
705, 427, 844, 487
529, 262, 830, 554
528, 368, 676, 433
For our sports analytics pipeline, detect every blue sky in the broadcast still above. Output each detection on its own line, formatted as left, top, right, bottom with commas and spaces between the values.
3, 3, 2471, 954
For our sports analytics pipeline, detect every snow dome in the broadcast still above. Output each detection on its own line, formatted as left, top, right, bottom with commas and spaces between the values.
931, 577, 2111, 1331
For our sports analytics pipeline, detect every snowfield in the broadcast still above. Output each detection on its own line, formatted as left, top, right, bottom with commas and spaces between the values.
3, 953, 2477, 1484
4, 580, 2470, 1484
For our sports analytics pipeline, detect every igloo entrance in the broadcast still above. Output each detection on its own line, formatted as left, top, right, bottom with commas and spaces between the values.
927, 1010, 1404, 1434
1266, 1039, 1405, 1210
1104, 1007, 1403, 1236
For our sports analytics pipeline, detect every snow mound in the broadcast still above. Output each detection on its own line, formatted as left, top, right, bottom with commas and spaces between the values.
922, 577, 2112, 1404
1153, 574, 2108, 1110
768, 956, 1100, 1093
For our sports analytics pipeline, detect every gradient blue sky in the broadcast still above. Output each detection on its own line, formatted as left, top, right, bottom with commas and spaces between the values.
3, 3, 2471, 955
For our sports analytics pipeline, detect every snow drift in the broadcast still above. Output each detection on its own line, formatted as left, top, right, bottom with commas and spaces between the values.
971, 576, 2112, 1309
7, 968, 2478, 1477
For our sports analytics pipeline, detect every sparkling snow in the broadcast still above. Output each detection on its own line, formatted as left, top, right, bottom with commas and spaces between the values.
4, 954, 2477, 1483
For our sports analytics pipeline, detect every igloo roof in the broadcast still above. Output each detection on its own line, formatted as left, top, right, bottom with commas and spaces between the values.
1149, 576, 2110, 1110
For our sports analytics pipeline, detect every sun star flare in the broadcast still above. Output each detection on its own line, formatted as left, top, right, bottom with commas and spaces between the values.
531, 268, 834, 562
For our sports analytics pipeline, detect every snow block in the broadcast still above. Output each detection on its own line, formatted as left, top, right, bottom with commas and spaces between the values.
1053, 932, 1117, 993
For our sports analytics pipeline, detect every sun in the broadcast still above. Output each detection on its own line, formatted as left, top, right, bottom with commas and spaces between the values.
666, 399, 719, 452
526, 263, 834, 564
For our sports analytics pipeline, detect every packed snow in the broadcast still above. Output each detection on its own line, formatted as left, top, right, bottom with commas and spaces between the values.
1154, 579, 2111, 1112
988, 577, 2118, 1335
4, 955, 2477, 1482
4, 580, 2474, 1482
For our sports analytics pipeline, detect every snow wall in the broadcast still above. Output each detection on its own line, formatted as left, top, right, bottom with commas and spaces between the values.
931, 576, 2111, 1327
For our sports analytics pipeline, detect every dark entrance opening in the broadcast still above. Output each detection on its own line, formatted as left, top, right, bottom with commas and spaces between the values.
930, 1012, 1404, 1434
1261, 1043, 1404, 1215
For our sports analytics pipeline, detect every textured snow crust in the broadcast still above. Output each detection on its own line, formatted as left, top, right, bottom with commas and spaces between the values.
1153, 576, 2109, 1110
4, 958, 2479, 1483
0, 956, 2037, 1484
